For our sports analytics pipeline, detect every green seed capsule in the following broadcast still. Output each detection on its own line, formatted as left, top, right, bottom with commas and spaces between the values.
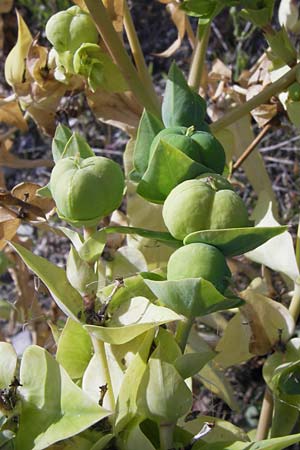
163, 178, 250, 240
50, 156, 124, 227
167, 242, 231, 293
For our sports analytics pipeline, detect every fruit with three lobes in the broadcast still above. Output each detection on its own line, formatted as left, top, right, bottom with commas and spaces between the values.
163, 177, 250, 240
149, 127, 225, 174
45, 6, 98, 53
167, 242, 231, 293
50, 156, 124, 227
288, 82, 300, 102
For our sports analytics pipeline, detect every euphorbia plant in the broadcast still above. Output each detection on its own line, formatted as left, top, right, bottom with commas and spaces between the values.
2, 1, 300, 450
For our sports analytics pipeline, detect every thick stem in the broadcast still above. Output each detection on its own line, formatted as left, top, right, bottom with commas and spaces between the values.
188, 22, 211, 91
256, 388, 273, 441
84, 0, 160, 117
83, 226, 97, 241
123, 1, 159, 105
91, 334, 115, 411
159, 422, 175, 450
210, 62, 300, 133
175, 317, 194, 353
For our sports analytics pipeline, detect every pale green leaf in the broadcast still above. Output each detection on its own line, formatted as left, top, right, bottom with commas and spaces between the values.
0, 343, 17, 388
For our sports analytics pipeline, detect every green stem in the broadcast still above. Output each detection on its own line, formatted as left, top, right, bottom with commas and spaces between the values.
123, 1, 159, 105
295, 218, 300, 273
91, 334, 115, 411
210, 62, 300, 133
255, 388, 273, 441
84, 0, 160, 117
159, 422, 175, 450
83, 226, 97, 241
175, 317, 194, 353
188, 22, 211, 91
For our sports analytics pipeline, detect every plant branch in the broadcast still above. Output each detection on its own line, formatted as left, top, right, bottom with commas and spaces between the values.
159, 422, 175, 450
188, 22, 211, 91
84, 0, 160, 117
123, 1, 159, 105
256, 388, 273, 441
231, 121, 272, 173
90, 334, 115, 411
210, 62, 300, 133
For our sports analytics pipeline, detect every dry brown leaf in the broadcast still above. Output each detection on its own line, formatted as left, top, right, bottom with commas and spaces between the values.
103, 0, 124, 33
156, 2, 187, 57
0, 98, 28, 132
209, 58, 232, 81
0, 0, 13, 13
27, 39, 49, 86
0, 218, 20, 250
87, 88, 141, 136
11, 182, 55, 214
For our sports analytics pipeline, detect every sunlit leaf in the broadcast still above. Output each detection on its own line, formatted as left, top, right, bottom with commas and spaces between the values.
85, 296, 181, 344
0, 99, 28, 132
16, 345, 109, 450
0, 342, 17, 388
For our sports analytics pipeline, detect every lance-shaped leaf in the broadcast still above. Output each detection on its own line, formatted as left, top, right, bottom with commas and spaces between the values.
240, 287, 294, 356
9, 241, 83, 322
78, 230, 106, 263
240, 0, 275, 27
184, 226, 287, 257
52, 124, 73, 163
0, 343, 17, 388
246, 202, 299, 281
103, 225, 179, 247
16, 346, 109, 450
143, 277, 242, 318
4, 11, 32, 86
119, 417, 156, 450
162, 63, 206, 129
114, 330, 155, 432
85, 296, 181, 344
56, 318, 93, 380
131, 109, 164, 182
61, 133, 95, 160
137, 140, 211, 203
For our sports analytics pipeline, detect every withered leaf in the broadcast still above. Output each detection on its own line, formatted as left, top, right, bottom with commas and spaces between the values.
0, 98, 28, 132
103, 0, 124, 33
0, 0, 13, 13
0, 217, 20, 250
156, 2, 187, 57
11, 182, 54, 214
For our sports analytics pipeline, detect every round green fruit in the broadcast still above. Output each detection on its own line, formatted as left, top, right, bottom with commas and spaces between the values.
50, 156, 124, 226
46, 6, 98, 54
167, 242, 231, 293
150, 127, 225, 174
163, 178, 250, 240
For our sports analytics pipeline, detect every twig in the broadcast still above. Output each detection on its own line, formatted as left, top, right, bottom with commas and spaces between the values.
123, 1, 159, 105
210, 62, 300, 133
231, 122, 272, 173
84, 0, 160, 117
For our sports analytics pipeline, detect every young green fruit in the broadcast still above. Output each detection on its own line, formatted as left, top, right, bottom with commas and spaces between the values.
45, 6, 98, 54
50, 156, 124, 227
167, 242, 231, 293
150, 127, 225, 174
163, 178, 250, 240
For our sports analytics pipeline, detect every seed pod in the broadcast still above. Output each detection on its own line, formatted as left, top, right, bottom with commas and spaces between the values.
163, 177, 250, 240
50, 156, 124, 227
167, 242, 231, 293
45, 6, 98, 54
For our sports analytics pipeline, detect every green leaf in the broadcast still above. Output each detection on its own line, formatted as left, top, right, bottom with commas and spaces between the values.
84, 296, 181, 344
9, 241, 83, 322
56, 318, 93, 380
240, 0, 275, 27
16, 346, 109, 450
0, 430, 15, 449
162, 63, 206, 129
184, 226, 287, 257
120, 418, 156, 450
61, 133, 95, 160
0, 343, 17, 388
78, 230, 106, 263
131, 109, 164, 182
114, 330, 155, 432
247, 432, 300, 449
175, 352, 214, 379
52, 124, 73, 163
103, 225, 180, 247
59, 227, 84, 252
143, 277, 243, 318
67, 246, 98, 295
137, 140, 210, 203
137, 358, 193, 423
270, 397, 299, 438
